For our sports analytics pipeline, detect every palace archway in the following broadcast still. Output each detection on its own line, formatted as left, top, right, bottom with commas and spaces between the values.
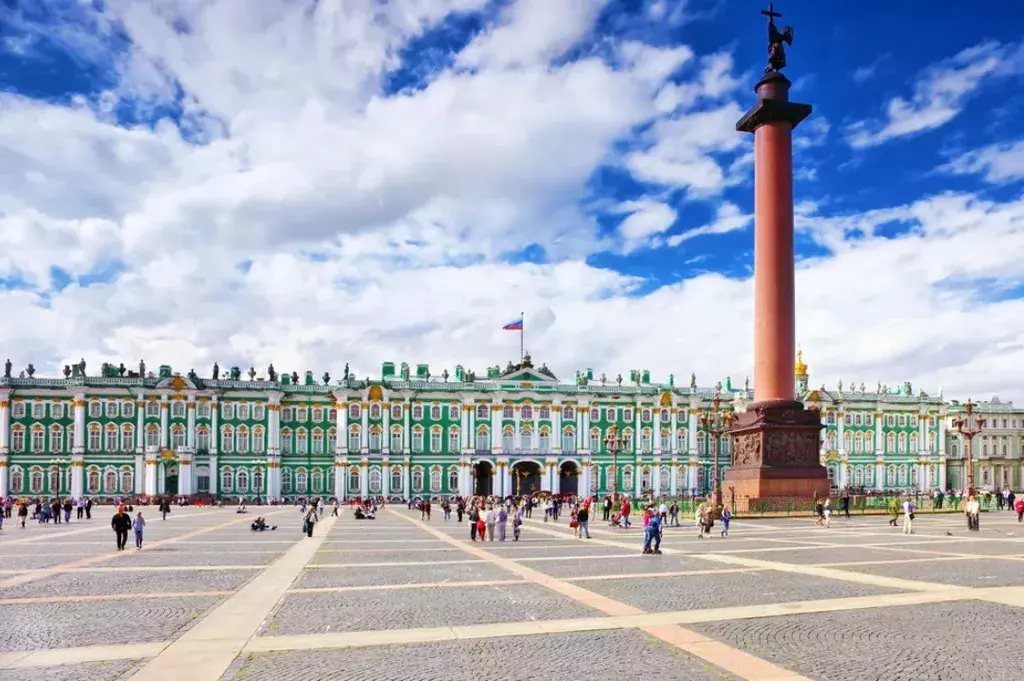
511, 460, 542, 496
559, 461, 579, 497
473, 461, 493, 496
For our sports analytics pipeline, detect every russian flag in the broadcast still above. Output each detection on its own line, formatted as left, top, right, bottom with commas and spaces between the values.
502, 317, 523, 331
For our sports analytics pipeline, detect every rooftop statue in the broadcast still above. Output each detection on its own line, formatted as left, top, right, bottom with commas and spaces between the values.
761, 3, 794, 73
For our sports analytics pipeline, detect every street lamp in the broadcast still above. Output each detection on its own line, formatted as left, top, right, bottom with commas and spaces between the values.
951, 398, 983, 497
699, 392, 735, 512
49, 458, 70, 497
603, 426, 623, 501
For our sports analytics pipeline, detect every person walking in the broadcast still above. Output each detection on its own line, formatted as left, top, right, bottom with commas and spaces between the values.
887, 496, 900, 527
669, 500, 679, 527
76, 497, 85, 520
497, 506, 508, 541
642, 508, 663, 554
485, 506, 496, 542
1014, 496, 1024, 522
966, 496, 980, 531
602, 496, 612, 522
303, 506, 318, 538
512, 506, 523, 541
577, 501, 591, 539
331, 500, 339, 517
159, 498, 171, 521
18, 501, 28, 528
62, 498, 73, 524
720, 507, 732, 537
111, 506, 131, 551
902, 498, 915, 534
824, 499, 833, 528
133, 512, 146, 549
468, 505, 479, 541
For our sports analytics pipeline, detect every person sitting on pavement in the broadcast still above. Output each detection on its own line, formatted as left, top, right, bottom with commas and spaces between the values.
250, 516, 277, 531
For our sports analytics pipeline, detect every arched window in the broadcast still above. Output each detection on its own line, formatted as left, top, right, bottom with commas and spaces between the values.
886, 432, 896, 453
348, 426, 360, 452
120, 468, 133, 493
30, 467, 44, 494
412, 467, 424, 492
622, 465, 634, 492
564, 406, 575, 421
843, 431, 852, 451
476, 426, 489, 452
87, 467, 100, 493
312, 428, 324, 454
448, 427, 460, 453
122, 424, 133, 450
369, 427, 381, 452
520, 427, 533, 452
221, 426, 234, 454
296, 468, 309, 493
10, 425, 24, 452
146, 424, 159, 448
237, 469, 249, 493
886, 465, 896, 486
389, 404, 400, 420
696, 431, 705, 456
658, 465, 669, 490
854, 432, 863, 453
281, 468, 292, 493
660, 429, 671, 451
296, 428, 309, 455
10, 466, 24, 494
429, 427, 442, 452
430, 405, 442, 420
237, 426, 250, 454
49, 425, 63, 453
897, 464, 908, 486
827, 412, 835, 425
622, 429, 634, 453
311, 468, 323, 493
391, 466, 403, 492
503, 405, 514, 419
253, 426, 265, 454
640, 466, 652, 491
88, 425, 102, 452
370, 403, 381, 420
909, 433, 919, 451
48, 466, 59, 493
326, 427, 337, 453
677, 428, 687, 450
853, 466, 864, 486
590, 408, 599, 422
502, 427, 514, 453
411, 426, 424, 453
281, 428, 293, 454
521, 405, 533, 420
590, 428, 601, 453
411, 403, 422, 420
104, 468, 117, 492
477, 404, 489, 419
347, 467, 359, 493
369, 468, 382, 493
253, 467, 264, 493
391, 427, 403, 452
865, 465, 875, 485
562, 427, 575, 453
537, 427, 550, 453
448, 466, 459, 491
429, 467, 442, 492
641, 429, 652, 453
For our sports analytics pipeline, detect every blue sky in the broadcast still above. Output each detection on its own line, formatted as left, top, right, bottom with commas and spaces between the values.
1, 0, 1023, 401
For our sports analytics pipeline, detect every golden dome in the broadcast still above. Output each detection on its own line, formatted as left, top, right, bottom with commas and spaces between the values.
795, 347, 808, 377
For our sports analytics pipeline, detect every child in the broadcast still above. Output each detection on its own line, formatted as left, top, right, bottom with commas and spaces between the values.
133, 512, 146, 549
720, 508, 731, 537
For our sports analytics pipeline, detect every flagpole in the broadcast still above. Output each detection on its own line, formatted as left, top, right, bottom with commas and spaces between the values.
520, 311, 525, 361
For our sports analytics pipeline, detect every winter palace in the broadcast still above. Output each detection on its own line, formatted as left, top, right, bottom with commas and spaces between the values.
0, 354, 1021, 501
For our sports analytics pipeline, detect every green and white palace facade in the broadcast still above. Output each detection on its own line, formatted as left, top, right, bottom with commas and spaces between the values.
0, 354, 1022, 500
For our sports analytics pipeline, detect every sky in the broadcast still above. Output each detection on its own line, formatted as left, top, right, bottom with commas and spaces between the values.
1, 0, 1023, 402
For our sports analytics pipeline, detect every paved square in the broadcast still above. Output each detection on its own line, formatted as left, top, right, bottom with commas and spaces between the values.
3, 506, 1024, 681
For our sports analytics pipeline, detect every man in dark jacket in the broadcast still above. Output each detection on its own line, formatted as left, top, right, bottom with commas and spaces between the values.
111, 507, 132, 550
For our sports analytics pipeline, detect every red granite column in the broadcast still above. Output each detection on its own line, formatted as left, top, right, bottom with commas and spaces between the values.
724, 71, 829, 510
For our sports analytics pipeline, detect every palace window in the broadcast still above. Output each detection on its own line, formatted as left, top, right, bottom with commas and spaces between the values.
221, 469, 234, 493
390, 428, 402, 452
866, 414, 874, 426
253, 468, 264, 493
145, 425, 159, 448
281, 407, 292, 421
563, 428, 576, 453
221, 426, 234, 453
296, 407, 308, 422
539, 406, 550, 420
119, 424, 132, 449
103, 401, 117, 419
49, 426, 63, 452
88, 426, 101, 452
239, 404, 250, 421
84, 467, 99, 493
28, 468, 43, 494
172, 401, 186, 418
886, 433, 896, 452
898, 414, 906, 427
48, 467, 60, 493
429, 468, 442, 492
854, 432, 863, 453
430, 405, 442, 420
348, 427, 361, 452
254, 426, 265, 453
144, 400, 158, 417
623, 431, 634, 453
886, 465, 896, 486
412, 427, 424, 453
234, 469, 248, 493
348, 468, 360, 492
31, 427, 44, 452
430, 428, 442, 453
106, 427, 119, 452
32, 402, 45, 419
909, 433, 919, 451
538, 429, 550, 453
642, 409, 651, 422
370, 403, 381, 420
622, 466, 634, 492
590, 429, 601, 453
448, 467, 458, 492
448, 428, 460, 453
503, 405, 514, 419
412, 403, 423, 420
237, 426, 250, 454
898, 433, 907, 453
89, 401, 102, 417
564, 406, 575, 421
502, 428, 514, 453
660, 430, 671, 451
521, 428, 533, 452
910, 415, 918, 427
853, 413, 861, 425
476, 427, 489, 452
605, 407, 615, 421
391, 404, 402, 420
391, 466, 402, 492
198, 402, 211, 418
641, 467, 651, 491
9, 467, 23, 494
11, 401, 24, 419
590, 408, 599, 422
476, 404, 489, 419
349, 403, 361, 420
252, 405, 264, 421
312, 407, 324, 422
641, 429, 652, 453
412, 468, 424, 492
369, 468, 382, 494
521, 405, 533, 420
844, 413, 852, 426
624, 408, 634, 422
826, 412, 835, 425
51, 401, 64, 419
369, 428, 381, 452
312, 428, 324, 454
887, 415, 895, 427
326, 427, 337, 453
843, 431, 852, 450
197, 426, 210, 451
296, 429, 308, 455
449, 405, 459, 421
104, 468, 117, 493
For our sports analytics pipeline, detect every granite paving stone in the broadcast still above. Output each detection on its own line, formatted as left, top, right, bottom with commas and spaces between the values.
293, 561, 516, 588
831, 555, 1024, 587
3, 659, 143, 681
104, 550, 281, 567
0, 567, 258, 598
692, 601, 1024, 680
263, 583, 602, 635
524, 554, 713, 578
309, 550, 476, 565
228, 630, 736, 681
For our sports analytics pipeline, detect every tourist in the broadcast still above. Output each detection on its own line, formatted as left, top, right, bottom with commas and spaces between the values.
813, 498, 825, 527
512, 506, 523, 541
111, 506, 131, 550
159, 498, 171, 520
456, 498, 465, 522
577, 501, 591, 539
18, 500, 28, 528
423, 498, 432, 522
901, 498, 915, 534
133, 511, 146, 549
497, 505, 508, 541
602, 496, 612, 521
85, 497, 93, 520
475, 509, 486, 542
965, 496, 980, 531
720, 507, 731, 537
485, 505, 496, 541
51, 498, 62, 524
332, 500, 339, 517
62, 498, 72, 523
620, 497, 632, 528
642, 507, 663, 554
887, 497, 900, 527
669, 500, 679, 527
1015, 496, 1024, 522
658, 499, 668, 523
468, 505, 479, 541
824, 499, 833, 528
303, 506, 318, 538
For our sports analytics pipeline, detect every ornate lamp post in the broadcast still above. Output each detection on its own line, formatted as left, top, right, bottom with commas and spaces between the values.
49, 457, 70, 497
951, 398, 983, 497
699, 392, 735, 511
603, 426, 623, 500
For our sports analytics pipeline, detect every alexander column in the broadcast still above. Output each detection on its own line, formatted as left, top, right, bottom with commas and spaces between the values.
723, 4, 830, 510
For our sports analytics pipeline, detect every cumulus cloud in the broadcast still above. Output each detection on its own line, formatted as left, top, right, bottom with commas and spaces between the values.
941, 139, 1024, 185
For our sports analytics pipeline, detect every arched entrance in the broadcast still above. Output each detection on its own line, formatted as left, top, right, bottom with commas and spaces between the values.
559, 461, 579, 497
473, 461, 493, 496
511, 461, 542, 495
164, 464, 179, 496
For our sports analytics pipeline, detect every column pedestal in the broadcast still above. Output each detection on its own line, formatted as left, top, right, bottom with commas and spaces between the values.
724, 401, 829, 511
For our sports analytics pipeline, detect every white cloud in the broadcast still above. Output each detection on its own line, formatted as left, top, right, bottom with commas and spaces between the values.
664, 202, 750, 247
2, 1, 1024, 406
615, 200, 678, 253
941, 139, 1024, 184
847, 41, 1021, 148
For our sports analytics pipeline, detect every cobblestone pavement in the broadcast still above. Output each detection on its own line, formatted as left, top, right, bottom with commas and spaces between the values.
3, 506, 1024, 681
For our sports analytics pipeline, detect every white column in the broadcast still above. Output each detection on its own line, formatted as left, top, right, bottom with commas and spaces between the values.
336, 462, 347, 502
0, 395, 9, 454
532, 410, 539, 454
687, 459, 698, 492
513, 408, 521, 452
187, 398, 197, 448
938, 458, 947, 490
653, 409, 662, 457
875, 461, 885, 491
837, 411, 846, 456
160, 394, 169, 449
73, 395, 86, 453
578, 403, 588, 452
461, 404, 470, 453
360, 403, 369, 454
359, 460, 369, 497
670, 407, 678, 454
491, 402, 501, 452
209, 454, 219, 497
581, 458, 591, 497
937, 413, 946, 455
382, 460, 390, 496
404, 459, 411, 498
552, 403, 561, 455
134, 454, 144, 494
336, 400, 347, 453
688, 408, 698, 455
670, 459, 679, 496
402, 402, 410, 454
653, 463, 661, 496
502, 462, 511, 497
210, 398, 219, 456
0, 456, 7, 499
382, 405, 390, 455
179, 452, 193, 495
919, 413, 928, 455
135, 399, 145, 453
144, 450, 158, 496
71, 460, 84, 499
874, 411, 884, 456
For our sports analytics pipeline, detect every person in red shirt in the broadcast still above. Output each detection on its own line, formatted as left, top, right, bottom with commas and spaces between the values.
620, 497, 632, 528
1014, 497, 1023, 522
